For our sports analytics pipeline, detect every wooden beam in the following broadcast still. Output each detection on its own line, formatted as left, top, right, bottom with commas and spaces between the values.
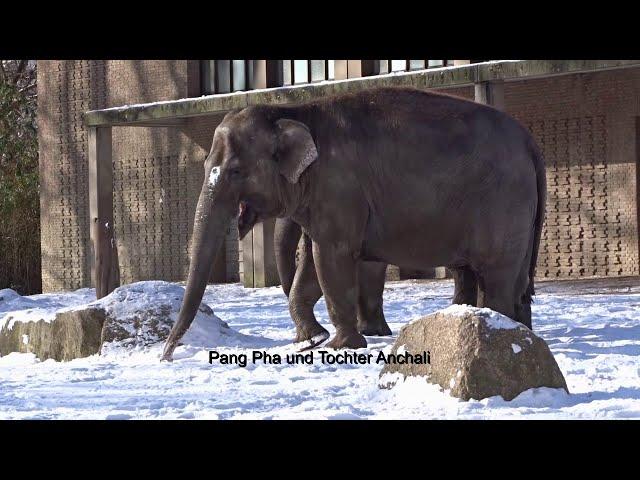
88, 126, 120, 299
242, 232, 254, 287
251, 219, 280, 287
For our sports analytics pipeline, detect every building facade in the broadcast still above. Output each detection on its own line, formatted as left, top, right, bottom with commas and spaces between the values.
37, 60, 640, 292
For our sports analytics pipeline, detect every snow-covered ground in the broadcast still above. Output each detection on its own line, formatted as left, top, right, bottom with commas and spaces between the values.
1, 279, 640, 419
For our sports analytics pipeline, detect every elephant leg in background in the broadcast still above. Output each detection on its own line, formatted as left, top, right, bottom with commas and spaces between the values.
274, 217, 302, 297
476, 265, 519, 322
450, 266, 478, 306
312, 241, 367, 349
357, 261, 392, 336
288, 232, 330, 347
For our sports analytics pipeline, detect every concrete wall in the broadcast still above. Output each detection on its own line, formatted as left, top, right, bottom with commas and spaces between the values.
38, 61, 640, 292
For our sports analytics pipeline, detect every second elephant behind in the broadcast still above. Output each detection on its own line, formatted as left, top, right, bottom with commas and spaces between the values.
274, 217, 482, 349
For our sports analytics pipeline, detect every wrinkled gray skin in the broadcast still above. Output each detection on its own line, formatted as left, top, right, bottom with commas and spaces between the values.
161, 87, 545, 361
274, 217, 392, 346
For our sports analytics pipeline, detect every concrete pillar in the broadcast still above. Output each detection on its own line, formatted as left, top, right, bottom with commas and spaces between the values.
88, 126, 120, 298
474, 80, 505, 110
241, 220, 279, 288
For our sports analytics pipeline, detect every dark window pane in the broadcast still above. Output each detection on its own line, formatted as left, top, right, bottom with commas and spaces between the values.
247, 60, 255, 89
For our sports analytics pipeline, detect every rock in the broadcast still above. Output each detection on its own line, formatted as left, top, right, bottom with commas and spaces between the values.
0, 281, 233, 361
379, 305, 568, 401
0, 308, 105, 362
95, 281, 231, 353
51, 308, 106, 361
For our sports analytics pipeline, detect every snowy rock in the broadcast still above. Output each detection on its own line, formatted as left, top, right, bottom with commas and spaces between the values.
0, 281, 232, 361
379, 305, 568, 401
95, 281, 231, 352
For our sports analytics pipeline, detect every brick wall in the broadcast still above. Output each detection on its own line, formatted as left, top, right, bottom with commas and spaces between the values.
38, 60, 240, 292
386, 76, 640, 281
505, 70, 639, 279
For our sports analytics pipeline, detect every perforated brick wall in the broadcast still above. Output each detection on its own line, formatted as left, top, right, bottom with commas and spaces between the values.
38, 60, 240, 292
506, 70, 639, 279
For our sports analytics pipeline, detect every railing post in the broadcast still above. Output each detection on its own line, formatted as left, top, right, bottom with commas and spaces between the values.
88, 126, 120, 298
474, 80, 505, 110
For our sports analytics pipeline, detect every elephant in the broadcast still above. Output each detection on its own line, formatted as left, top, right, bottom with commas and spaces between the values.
274, 216, 481, 349
274, 216, 392, 349
161, 86, 546, 361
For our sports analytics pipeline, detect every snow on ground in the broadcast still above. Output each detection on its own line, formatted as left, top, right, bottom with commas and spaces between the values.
1, 279, 640, 419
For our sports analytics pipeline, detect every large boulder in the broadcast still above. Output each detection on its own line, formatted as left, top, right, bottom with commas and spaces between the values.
379, 305, 568, 401
0, 287, 98, 361
0, 281, 232, 361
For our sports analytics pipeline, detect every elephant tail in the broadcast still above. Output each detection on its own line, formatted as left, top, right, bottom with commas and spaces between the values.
524, 137, 547, 304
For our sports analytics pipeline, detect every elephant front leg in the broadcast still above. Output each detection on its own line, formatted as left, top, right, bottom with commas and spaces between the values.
289, 233, 330, 349
312, 241, 367, 349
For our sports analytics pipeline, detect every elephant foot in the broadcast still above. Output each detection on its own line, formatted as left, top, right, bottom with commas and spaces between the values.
325, 330, 367, 350
293, 325, 330, 352
358, 321, 392, 337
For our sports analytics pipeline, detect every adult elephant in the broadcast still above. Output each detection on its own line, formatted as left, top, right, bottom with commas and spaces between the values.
161, 87, 545, 361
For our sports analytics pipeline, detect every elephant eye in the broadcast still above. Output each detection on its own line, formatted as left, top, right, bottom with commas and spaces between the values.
228, 167, 245, 180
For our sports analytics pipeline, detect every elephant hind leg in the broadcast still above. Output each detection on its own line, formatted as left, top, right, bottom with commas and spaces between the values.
450, 266, 478, 306
476, 265, 518, 322
357, 261, 392, 336
274, 217, 302, 298
513, 249, 534, 329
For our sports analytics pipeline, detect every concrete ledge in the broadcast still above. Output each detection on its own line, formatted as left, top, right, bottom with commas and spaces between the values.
84, 60, 640, 127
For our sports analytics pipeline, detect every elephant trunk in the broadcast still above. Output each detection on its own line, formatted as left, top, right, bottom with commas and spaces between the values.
161, 180, 235, 361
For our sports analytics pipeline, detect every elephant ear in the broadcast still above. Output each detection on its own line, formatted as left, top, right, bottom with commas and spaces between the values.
275, 118, 318, 184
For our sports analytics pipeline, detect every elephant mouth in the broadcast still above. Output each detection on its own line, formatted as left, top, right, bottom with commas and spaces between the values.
238, 201, 258, 240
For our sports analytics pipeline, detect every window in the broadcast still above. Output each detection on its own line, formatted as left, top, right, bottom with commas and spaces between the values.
201, 60, 252, 95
